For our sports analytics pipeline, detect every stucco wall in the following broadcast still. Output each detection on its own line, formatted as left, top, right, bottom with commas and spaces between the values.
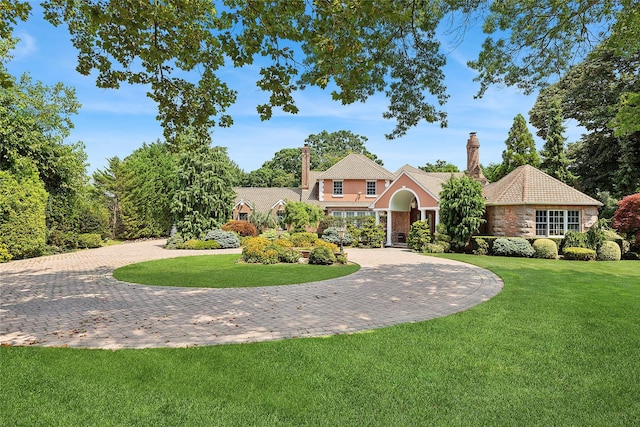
486, 205, 600, 237
321, 179, 388, 202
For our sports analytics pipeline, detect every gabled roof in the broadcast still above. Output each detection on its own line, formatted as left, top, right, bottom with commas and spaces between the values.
484, 165, 602, 206
318, 153, 395, 180
394, 164, 464, 181
233, 187, 321, 212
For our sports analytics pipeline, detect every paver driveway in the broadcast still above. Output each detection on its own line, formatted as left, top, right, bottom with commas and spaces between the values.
0, 239, 502, 349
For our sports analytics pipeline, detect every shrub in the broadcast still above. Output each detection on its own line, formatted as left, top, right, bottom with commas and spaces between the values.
472, 238, 489, 256
439, 175, 485, 252
321, 227, 354, 246
290, 232, 318, 248
0, 244, 12, 263
357, 216, 385, 248
165, 234, 185, 249
308, 246, 336, 265
278, 247, 301, 263
563, 247, 596, 261
596, 240, 621, 261
407, 220, 431, 252
260, 228, 290, 241
622, 252, 639, 260
274, 238, 293, 248
222, 220, 258, 237
562, 231, 589, 250
204, 229, 241, 248
181, 239, 201, 250
47, 230, 78, 250
242, 236, 271, 263
493, 238, 535, 257
613, 192, 640, 247
533, 238, 558, 259
335, 253, 348, 265
261, 248, 280, 264
314, 239, 339, 253
424, 243, 445, 253
77, 233, 103, 249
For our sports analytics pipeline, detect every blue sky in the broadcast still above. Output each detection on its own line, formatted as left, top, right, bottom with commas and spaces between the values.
6, 5, 582, 176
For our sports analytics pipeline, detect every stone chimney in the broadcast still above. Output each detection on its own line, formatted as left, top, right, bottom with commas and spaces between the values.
466, 132, 488, 185
301, 144, 311, 189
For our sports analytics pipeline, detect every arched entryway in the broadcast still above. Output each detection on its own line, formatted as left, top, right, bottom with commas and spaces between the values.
378, 189, 438, 246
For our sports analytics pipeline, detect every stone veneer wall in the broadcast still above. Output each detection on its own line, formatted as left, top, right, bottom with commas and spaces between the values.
486, 205, 599, 237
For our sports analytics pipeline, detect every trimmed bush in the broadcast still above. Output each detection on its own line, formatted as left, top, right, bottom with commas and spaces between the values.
308, 246, 336, 265
222, 220, 258, 237
242, 236, 272, 263
204, 229, 241, 249
563, 247, 596, 261
290, 232, 318, 248
0, 243, 12, 263
260, 228, 290, 241
278, 247, 301, 263
77, 233, 103, 249
314, 239, 339, 253
407, 220, 431, 252
424, 243, 445, 253
596, 240, 621, 261
357, 217, 385, 248
472, 238, 489, 256
321, 227, 354, 246
493, 238, 535, 258
533, 238, 558, 259
165, 234, 185, 249
335, 253, 348, 265
274, 238, 293, 248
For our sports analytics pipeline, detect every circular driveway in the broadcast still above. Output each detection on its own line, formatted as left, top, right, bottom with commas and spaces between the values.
0, 239, 502, 349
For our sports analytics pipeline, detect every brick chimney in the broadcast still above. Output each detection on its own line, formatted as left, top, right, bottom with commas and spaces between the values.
466, 132, 488, 185
301, 144, 310, 189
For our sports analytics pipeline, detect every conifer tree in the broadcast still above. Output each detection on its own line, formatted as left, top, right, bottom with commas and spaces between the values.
539, 97, 574, 183
496, 114, 540, 180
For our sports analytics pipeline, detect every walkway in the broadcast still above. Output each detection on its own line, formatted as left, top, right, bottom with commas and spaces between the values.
0, 240, 503, 349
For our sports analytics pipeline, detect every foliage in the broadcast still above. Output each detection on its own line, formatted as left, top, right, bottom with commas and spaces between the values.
563, 247, 597, 261
596, 241, 621, 261
481, 163, 502, 183
419, 160, 460, 173
531, 47, 640, 197
164, 234, 185, 250
407, 220, 431, 253
537, 97, 574, 184
171, 142, 235, 239
356, 216, 386, 248
76, 233, 102, 249
290, 232, 319, 248
562, 231, 589, 251
241, 167, 298, 188
0, 164, 47, 259
494, 114, 539, 180
424, 243, 445, 254
613, 193, 640, 247
204, 229, 241, 249
283, 201, 323, 232
260, 228, 290, 242
241, 236, 299, 264
181, 239, 221, 250
313, 239, 339, 253
439, 175, 486, 252
472, 238, 489, 256
222, 220, 258, 237
596, 191, 619, 220
305, 130, 383, 170
321, 227, 353, 247
0, 243, 11, 262
308, 246, 336, 265
492, 238, 535, 258
115, 142, 177, 239
249, 211, 279, 232
533, 239, 558, 259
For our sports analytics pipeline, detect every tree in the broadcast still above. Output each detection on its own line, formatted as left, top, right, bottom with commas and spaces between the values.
0, 159, 47, 259
536, 97, 574, 184
171, 142, 236, 239
495, 114, 539, 180
92, 156, 125, 239
2, 1, 636, 141
481, 163, 502, 183
241, 167, 297, 188
419, 160, 460, 173
439, 175, 485, 252
305, 130, 382, 171
283, 201, 324, 233
530, 46, 640, 197
613, 193, 640, 249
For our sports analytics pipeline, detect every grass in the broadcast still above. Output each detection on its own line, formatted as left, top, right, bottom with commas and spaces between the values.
2, 256, 639, 425
113, 254, 360, 288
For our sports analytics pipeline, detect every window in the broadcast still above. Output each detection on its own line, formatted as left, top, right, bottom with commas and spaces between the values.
535, 210, 580, 236
276, 210, 285, 222
238, 212, 248, 221
366, 181, 376, 196
333, 180, 343, 196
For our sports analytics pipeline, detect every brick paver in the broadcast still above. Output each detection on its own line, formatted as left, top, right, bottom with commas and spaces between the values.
0, 240, 503, 349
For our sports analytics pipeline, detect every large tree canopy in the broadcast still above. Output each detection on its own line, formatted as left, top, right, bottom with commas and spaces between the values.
2, 1, 636, 142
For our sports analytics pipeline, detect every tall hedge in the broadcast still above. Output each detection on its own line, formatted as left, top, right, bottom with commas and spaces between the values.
439, 175, 485, 252
0, 167, 48, 259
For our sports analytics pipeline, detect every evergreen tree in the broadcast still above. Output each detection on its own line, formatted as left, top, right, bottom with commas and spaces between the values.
171, 142, 236, 239
539, 98, 574, 183
496, 114, 540, 180
439, 175, 485, 252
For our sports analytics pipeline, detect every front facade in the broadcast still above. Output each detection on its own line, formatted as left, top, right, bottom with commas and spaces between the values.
234, 134, 602, 244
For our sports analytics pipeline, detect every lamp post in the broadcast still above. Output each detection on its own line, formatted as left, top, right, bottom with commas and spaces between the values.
337, 226, 346, 254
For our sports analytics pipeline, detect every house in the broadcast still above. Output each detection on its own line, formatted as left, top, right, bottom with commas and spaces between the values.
233, 133, 602, 245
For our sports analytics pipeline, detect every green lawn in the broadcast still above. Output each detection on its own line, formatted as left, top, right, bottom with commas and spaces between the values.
1, 256, 639, 426
113, 254, 360, 288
